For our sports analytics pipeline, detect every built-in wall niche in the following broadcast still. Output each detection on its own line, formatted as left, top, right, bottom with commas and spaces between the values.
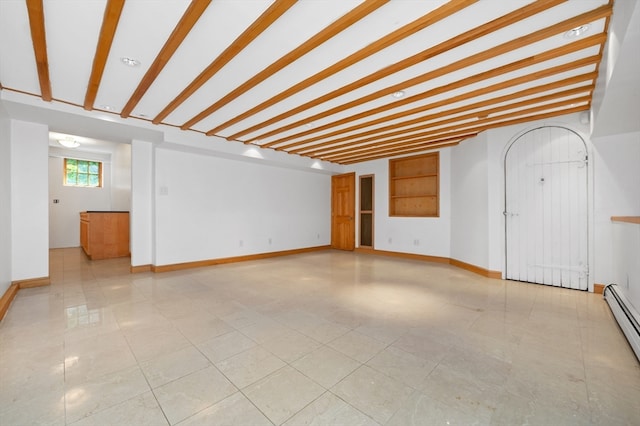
360, 175, 374, 248
389, 152, 439, 217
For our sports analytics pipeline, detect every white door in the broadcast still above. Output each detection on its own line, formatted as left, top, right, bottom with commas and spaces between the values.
505, 126, 588, 290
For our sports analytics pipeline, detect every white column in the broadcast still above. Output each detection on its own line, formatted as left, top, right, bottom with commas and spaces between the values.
130, 139, 154, 267
0, 115, 12, 293
11, 119, 49, 281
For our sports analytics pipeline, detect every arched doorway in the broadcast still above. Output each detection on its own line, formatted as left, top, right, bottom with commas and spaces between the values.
504, 126, 588, 290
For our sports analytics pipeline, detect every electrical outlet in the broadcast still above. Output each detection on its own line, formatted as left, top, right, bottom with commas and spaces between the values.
268, 237, 272, 245
239, 240, 243, 247
53, 199, 60, 204
388, 237, 392, 244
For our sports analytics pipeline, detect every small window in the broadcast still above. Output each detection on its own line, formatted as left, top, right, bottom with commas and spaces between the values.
64, 158, 102, 187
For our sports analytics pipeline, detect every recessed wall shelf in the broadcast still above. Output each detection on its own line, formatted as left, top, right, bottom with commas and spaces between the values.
389, 152, 439, 217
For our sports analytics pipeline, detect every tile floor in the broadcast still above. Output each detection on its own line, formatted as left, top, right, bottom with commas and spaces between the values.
1, 248, 639, 425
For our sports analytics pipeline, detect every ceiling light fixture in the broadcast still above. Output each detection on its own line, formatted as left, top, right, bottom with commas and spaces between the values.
101, 105, 113, 111
58, 137, 80, 148
120, 57, 140, 67
392, 90, 405, 98
564, 24, 590, 39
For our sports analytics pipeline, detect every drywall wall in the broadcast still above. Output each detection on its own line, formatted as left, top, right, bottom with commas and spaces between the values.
11, 119, 49, 281
612, 220, 640, 311
350, 148, 452, 257
0, 113, 12, 295
591, 0, 640, 138
450, 132, 489, 269
130, 140, 154, 268
591, 131, 640, 287
153, 146, 331, 266
111, 143, 131, 211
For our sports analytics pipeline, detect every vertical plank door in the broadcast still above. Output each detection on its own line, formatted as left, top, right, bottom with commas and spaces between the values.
505, 126, 588, 290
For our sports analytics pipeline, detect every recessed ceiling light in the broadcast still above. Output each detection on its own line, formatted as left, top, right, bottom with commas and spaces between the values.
101, 105, 113, 111
392, 90, 405, 98
120, 57, 141, 67
305, 123, 314, 128
564, 24, 590, 39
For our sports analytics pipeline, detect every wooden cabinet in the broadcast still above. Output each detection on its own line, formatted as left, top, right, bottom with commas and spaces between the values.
80, 211, 130, 260
389, 152, 439, 217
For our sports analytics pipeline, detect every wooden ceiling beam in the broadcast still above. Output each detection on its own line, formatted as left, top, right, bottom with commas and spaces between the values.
269, 39, 604, 151
340, 141, 463, 165
321, 91, 592, 161
320, 130, 480, 161
207, 0, 477, 135
84, 0, 125, 110
291, 76, 596, 155
310, 132, 478, 160
120, 0, 211, 118
321, 96, 591, 162
25, 0, 52, 101
291, 68, 599, 154
337, 104, 588, 164
152, 0, 298, 124
308, 134, 473, 161
340, 140, 464, 163
180, 0, 389, 130
324, 100, 590, 163
248, 4, 611, 145
231, 0, 570, 142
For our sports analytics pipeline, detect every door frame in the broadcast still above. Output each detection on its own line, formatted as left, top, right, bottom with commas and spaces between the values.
359, 174, 374, 249
502, 124, 593, 291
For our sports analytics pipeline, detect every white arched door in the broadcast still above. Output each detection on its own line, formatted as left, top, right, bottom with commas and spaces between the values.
505, 126, 588, 290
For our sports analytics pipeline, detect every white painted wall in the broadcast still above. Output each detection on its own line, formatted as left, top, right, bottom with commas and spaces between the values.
10, 119, 49, 281
48, 150, 112, 248
591, 131, 640, 287
612, 221, 640, 311
446, 113, 593, 275
131, 140, 154, 267
0, 113, 12, 295
350, 148, 452, 257
153, 146, 331, 266
111, 143, 131, 211
450, 133, 489, 268
591, 0, 640, 138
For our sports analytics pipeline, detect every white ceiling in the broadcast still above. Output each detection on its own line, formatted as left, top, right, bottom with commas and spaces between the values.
0, 0, 636, 163
48, 131, 121, 154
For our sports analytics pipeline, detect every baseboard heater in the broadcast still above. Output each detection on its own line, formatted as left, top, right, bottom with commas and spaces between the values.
604, 284, 640, 361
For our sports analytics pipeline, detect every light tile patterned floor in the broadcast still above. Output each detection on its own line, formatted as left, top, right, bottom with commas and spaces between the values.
1, 248, 639, 425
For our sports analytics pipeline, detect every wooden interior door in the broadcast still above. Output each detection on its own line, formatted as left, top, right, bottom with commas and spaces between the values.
331, 172, 355, 250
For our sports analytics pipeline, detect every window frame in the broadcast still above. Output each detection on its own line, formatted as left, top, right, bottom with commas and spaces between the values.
63, 158, 103, 188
